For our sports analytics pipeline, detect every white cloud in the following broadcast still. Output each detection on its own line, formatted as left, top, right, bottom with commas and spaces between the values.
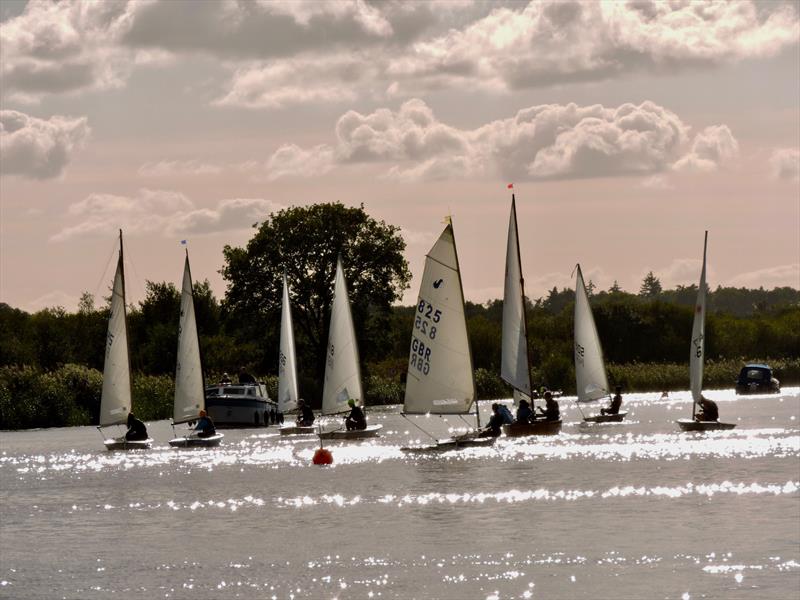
2, 2, 796, 106
25, 290, 80, 313
0, 110, 90, 179
769, 148, 800, 182
51, 189, 282, 242
650, 259, 706, 289
264, 144, 335, 180
138, 160, 223, 176
265, 99, 738, 182
673, 125, 739, 173
0, 1, 135, 102
728, 264, 800, 289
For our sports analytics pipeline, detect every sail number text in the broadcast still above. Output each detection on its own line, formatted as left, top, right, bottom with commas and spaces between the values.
410, 337, 431, 375
415, 299, 441, 339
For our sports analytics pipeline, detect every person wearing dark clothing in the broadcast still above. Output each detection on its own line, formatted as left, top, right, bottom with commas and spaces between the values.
238, 367, 256, 384
277, 411, 284, 424
194, 410, 216, 438
536, 392, 560, 421
695, 396, 719, 421
345, 399, 367, 431
297, 400, 315, 426
125, 413, 148, 441
602, 386, 623, 415
516, 399, 533, 423
482, 403, 506, 437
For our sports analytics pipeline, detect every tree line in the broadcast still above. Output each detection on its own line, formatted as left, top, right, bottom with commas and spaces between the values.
1, 203, 798, 429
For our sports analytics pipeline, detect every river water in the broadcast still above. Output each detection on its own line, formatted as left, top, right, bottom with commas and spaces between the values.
1, 389, 798, 600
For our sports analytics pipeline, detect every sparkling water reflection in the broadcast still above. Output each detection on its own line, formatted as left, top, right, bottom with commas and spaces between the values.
1, 389, 798, 599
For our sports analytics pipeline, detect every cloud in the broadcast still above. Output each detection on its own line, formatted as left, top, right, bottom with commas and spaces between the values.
672, 125, 739, 173
649, 259, 705, 289
25, 290, 80, 313
769, 148, 800, 182
51, 189, 281, 242
218, 1, 799, 107
265, 99, 738, 182
138, 160, 223, 177
0, 1, 136, 102
0, 110, 90, 179
728, 264, 800, 289
263, 144, 335, 180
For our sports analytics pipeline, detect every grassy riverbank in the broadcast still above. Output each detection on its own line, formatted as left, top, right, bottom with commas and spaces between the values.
1, 358, 797, 430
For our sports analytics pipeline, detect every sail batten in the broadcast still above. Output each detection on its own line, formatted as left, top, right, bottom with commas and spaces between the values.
322, 257, 363, 416
501, 196, 532, 398
574, 264, 610, 403
99, 235, 132, 427
173, 253, 204, 425
690, 232, 709, 405
403, 224, 475, 415
278, 273, 300, 414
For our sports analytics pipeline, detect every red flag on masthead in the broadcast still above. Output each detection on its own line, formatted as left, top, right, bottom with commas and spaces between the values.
507, 183, 514, 189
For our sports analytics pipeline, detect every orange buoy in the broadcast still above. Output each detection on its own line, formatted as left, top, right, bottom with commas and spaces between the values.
312, 448, 333, 465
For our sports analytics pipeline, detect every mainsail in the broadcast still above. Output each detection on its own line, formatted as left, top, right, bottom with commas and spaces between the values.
173, 252, 204, 425
403, 223, 476, 415
278, 273, 299, 414
690, 231, 708, 406
99, 231, 132, 427
501, 195, 532, 399
321, 256, 363, 416
574, 264, 610, 402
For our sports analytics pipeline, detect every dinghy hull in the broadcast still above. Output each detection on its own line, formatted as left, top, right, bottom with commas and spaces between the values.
583, 411, 627, 423
502, 419, 562, 437
280, 424, 317, 436
104, 437, 153, 451
318, 424, 382, 440
676, 419, 736, 431
168, 433, 224, 447
402, 433, 496, 452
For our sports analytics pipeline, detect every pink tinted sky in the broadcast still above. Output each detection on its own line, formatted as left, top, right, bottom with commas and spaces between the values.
1, 0, 798, 312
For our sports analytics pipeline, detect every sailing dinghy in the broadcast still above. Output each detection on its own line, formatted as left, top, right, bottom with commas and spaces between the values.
500, 195, 561, 437
277, 273, 316, 436
402, 221, 494, 450
317, 256, 382, 440
98, 231, 153, 450
677, 232, 736, 431
169, 251, 223, 447
573, 264, 627, 424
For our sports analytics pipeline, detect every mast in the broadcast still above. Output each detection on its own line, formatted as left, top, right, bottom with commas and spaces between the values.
120, 229, 132, 411
449, 217, 480, 427
512, 194, 534, 404
185, 247, 205, 393
691, 230, 709, 419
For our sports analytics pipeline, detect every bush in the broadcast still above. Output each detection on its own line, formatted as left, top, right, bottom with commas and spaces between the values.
474, 368, 511, 400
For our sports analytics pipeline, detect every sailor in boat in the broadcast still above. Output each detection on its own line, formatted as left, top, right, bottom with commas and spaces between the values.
695, 396, 719, 422
220, 372, 232, 384
601, 386, 623, 416
344, 399, 367, 431
516, 399, 533, 423
237, 367, 256, 384
482, 403, 512, 437
296, 399, 315, 426
194, 410, 217, 438
535, 392, 560, 422
125, 412, 149, 442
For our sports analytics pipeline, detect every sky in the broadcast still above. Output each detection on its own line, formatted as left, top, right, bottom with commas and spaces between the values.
1, 0, 799, 313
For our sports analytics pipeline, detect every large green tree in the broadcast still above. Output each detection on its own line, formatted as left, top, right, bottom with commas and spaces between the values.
220, 203, 411, 401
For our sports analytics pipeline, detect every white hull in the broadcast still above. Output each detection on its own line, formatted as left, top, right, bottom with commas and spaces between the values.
104, 437, 153, 451
168, 433, 224, 447
279, 424, 317, 436
583, 411, 628, 423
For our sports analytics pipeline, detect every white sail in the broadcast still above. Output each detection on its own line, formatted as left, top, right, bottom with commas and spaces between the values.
99, 237, 131, 427
690, 232, 708, 404
574, 264, 610, 402
173, 253, 204, 424
404, 223, 476, 415
278, 273, 300, 414
501, 196, 532, 398
322, 257, 363, 415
